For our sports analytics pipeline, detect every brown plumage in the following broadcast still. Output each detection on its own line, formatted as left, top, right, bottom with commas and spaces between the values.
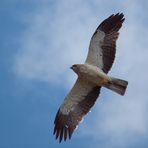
53, 13, 128, 143
94, 13, 125, 73
54, 86, 101, 142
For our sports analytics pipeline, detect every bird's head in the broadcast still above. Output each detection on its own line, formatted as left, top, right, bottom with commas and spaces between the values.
70, 64, 80, 74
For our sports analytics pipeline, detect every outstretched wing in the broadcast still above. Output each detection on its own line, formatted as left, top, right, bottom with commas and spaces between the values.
85, 13, 125, 73
53, 78, 101, 142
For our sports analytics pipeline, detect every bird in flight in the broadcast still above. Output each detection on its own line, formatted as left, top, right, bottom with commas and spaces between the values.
53, 13, 128, 142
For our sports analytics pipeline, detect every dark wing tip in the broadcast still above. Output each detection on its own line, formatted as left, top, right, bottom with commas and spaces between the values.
98, 13, 125, 33
53, 110, 83, 142
53, 87, 101, 143
53, 110, 75, 143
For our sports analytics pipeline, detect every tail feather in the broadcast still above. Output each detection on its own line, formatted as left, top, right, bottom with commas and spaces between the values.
105, 77, 128, 96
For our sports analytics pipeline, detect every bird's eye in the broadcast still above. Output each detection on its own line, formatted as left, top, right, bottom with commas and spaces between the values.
73, 65, 77, 68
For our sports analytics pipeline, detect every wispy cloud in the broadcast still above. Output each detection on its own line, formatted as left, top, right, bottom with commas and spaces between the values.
14, 0, 98, 87
13, 0, 148, 147
78, 1, 148, 147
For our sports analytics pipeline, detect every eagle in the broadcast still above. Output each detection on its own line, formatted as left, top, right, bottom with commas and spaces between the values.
53, 13, 128, 142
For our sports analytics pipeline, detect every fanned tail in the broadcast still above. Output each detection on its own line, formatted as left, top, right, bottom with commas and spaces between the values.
105, 77, 128, 96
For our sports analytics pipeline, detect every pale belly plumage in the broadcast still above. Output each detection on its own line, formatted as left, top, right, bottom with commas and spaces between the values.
78, 64, 110, 86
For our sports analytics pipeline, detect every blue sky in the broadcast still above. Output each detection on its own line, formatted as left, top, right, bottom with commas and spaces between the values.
1, 0, 148, 148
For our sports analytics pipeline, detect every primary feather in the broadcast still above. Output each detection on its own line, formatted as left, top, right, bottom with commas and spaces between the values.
53, 13, 127, 142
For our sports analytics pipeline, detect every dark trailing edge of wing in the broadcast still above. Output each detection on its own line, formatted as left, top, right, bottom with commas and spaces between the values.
98, 13, 125, 34
97, 13, 125, 73
53, 87, 101, 142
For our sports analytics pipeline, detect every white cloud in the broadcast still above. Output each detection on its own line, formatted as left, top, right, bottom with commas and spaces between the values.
13, 0, 148, 147
78, 0, 148, 147
14, 0, 97, 88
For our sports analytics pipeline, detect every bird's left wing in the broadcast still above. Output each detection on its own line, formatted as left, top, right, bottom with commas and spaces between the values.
53, 78, 101, 142
85, 13, 125, 73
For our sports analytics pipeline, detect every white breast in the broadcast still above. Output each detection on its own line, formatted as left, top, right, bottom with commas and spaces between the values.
79, 64, 109, 86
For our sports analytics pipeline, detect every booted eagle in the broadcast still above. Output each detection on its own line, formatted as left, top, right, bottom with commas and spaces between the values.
53, 13, 128, 142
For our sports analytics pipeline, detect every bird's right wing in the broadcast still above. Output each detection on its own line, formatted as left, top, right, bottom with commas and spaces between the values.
53, 78, 101, 142
85, 13, 125, 73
